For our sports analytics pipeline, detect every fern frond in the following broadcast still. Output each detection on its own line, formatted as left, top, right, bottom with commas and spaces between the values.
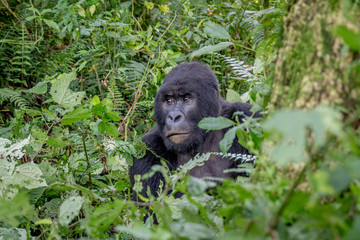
0, 88, 30, 109
216, 54, 260, 83
211, 152, 257, 165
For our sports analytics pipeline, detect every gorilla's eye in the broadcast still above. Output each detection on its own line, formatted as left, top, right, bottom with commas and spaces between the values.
166, 97, 174, 104
183, 96, 190, 102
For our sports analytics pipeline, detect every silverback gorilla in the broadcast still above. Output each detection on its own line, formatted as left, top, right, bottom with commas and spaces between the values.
129, 62, 260, 201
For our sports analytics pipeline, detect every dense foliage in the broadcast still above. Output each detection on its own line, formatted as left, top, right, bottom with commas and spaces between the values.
0, 0, 359, 239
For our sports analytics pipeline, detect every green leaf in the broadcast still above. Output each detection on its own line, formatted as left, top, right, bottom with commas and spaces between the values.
220, 127, 236, 154
59, 196, 84, 226
88, 200, 124, 237
78, 5, 85, 17
103, 122, 119, 137
0, 192, 32, 226
204, 22, 231, 40
98, 121, 118, 137
254, 58, 264, 74
189, 42, 233, 59
89, 5, 96, 15
46, 137, 66, 148
35, 219, 53, 225
50, 71, 85, 109
105, 111, 121, 122
91, 95, 101, 105
264, 107, 342, 165
336, 25, 360, 52
61, 107, 91, 125
226, 89, 241, 102
186, 177, 209, 196
29, 81, 47, 94
44, 19, 60, 32
198, 116, 235, 130
2, 163, 47, 189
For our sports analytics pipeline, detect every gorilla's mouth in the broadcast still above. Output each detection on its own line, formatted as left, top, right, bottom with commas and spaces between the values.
166, 131, 191, 144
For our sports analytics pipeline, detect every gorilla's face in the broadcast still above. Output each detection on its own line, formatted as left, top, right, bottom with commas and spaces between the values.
154, 62, 220, 154
161, 91, 198, 144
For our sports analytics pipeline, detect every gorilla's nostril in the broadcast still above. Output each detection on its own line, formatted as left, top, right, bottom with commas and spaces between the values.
174, 115, 182, 122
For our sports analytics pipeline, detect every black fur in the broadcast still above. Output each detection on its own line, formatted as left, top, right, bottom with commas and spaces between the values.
129, 62, 260, 201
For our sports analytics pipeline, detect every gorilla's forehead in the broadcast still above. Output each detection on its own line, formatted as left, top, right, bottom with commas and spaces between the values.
162, 62, 219, 90
158, 81, 195, 96
159, 77, 215, 96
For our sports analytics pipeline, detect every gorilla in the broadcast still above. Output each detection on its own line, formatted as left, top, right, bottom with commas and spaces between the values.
129, 62, 260, 201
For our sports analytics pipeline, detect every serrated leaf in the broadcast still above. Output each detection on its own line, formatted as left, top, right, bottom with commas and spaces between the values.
198, 116, 235, 130
61, 107, 91, 125
46, 137, 66, 148
44, 19, 60, 32
220, 127, 236, 153
104, 122, 119, 137
105, 111, 121, 122
204, 22, 231, 40
189, 42, 233, 59
50, 71, 85, 109
2, 163, 47, 189
29, 81, 47, 94
0, 136, 30, 160
59, 196, 84, 226
226, 89, 241, 102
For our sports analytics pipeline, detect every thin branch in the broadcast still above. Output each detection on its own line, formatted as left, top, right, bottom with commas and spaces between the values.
268, 163, 308, 235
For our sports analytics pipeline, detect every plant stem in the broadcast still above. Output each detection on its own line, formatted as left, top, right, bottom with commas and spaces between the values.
269, 163, 308, 233
80, 127, 92, 189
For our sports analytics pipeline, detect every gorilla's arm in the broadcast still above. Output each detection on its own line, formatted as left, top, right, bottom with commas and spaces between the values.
219, 98, 262, 177
219, 98, 261, 119
129, 126, 171, 201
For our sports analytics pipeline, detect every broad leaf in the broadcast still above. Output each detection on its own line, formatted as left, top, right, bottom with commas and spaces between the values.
44, 19, 60, 32
204, 22, 231, 40
220, 127, 237, 154
336, 25, 360, 51
98, 121, 118, 137
91, 95, 101, 105
226, 89, 241, 102
29, 81, 47, 94
199, 116, 235, 130
59, 196, 84, 226
61, 107, 91, 125
264, 107, 342, 165
2, 163, 47, 189
50, 71, 85, 109
189, 42, 233, 59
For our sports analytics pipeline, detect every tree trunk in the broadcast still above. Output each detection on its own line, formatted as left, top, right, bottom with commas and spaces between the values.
271, 0, 360, 115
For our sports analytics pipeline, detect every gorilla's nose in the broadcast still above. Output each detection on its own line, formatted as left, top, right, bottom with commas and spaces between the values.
167, 111, 183, 124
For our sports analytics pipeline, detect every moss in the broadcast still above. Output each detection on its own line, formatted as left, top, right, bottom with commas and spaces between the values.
271, 0, 359, 111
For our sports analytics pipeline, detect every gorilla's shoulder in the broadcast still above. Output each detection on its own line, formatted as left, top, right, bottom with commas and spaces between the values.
141, 125, 165, 151
219, 98, 262, 119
